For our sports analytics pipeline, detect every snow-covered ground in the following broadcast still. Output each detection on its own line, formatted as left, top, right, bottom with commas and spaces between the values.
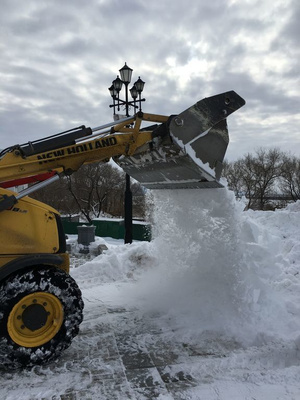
0, 188, 300, 399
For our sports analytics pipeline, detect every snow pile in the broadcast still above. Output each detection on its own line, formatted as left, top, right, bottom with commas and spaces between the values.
72, 239, 154, 289
239, 201, 300, 343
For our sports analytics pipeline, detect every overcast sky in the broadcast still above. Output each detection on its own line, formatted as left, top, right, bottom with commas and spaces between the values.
1, 0, 299, 160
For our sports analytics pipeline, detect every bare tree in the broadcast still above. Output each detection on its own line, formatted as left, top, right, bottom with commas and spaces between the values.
222, 159, 247, 200
32, 162, 147, 221
65, 163, 126, 221
31, 176, 78, 216
223, 148, 284, 210
131, 182, 147, 219
280, 155, 300, 201
249, 148, 283, 209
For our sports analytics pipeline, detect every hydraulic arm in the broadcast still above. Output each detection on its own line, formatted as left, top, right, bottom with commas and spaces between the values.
0, 90, 245, 193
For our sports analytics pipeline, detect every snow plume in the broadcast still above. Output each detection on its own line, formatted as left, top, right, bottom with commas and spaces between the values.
130, 188, 250, 341
124, 188, 300, 345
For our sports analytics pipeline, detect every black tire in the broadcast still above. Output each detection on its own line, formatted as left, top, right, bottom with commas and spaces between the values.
0, 267, 84, 370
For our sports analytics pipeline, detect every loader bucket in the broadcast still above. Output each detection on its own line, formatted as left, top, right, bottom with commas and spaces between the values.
115, 91, 245, 189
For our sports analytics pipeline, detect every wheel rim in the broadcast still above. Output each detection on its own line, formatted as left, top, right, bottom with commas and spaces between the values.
7, 292, 64, 348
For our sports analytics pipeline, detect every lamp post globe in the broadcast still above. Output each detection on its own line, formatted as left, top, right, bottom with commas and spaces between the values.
134, 77, 145, 111
108, 84, 117, 98
112, 76, 123, 92
134, 77, 145, 93
130, 85, 138, 112
108, 84, 118, 114
129, 85, 138, 99
119, 62, 133, 84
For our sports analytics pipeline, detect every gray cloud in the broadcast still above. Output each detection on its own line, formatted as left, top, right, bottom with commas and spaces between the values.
0, 0, 299, 160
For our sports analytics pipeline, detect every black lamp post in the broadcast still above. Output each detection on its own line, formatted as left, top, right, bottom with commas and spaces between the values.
108, 63, 146, 244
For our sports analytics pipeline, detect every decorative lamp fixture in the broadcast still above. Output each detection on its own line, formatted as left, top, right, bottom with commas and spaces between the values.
112, 76, 123, 92
129, 85, 138, 100
134, 77, 145, 94
108, 63, 146, 116
108, 84, 117, 98
119, 62, 133, 84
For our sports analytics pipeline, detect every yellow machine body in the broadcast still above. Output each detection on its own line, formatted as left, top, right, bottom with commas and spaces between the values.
0, 187, 69, 273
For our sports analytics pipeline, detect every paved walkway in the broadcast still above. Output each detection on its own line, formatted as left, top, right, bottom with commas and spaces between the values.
55, 304, 204, 399
1, 299, 299, 399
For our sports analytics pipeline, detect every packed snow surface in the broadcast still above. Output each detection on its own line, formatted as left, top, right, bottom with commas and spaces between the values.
1, 188, 300, 399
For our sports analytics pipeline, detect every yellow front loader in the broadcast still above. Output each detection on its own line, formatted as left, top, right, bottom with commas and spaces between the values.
0, 91, 245, 369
